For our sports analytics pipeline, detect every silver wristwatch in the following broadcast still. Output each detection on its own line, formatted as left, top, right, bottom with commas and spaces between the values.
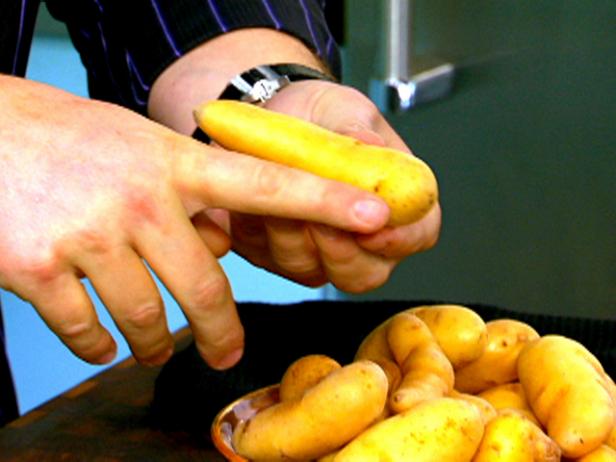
218, 64, 335, 103
192, 63, 335, 142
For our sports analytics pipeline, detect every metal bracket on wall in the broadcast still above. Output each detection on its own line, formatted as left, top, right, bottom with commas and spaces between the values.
370, 0, 455, 113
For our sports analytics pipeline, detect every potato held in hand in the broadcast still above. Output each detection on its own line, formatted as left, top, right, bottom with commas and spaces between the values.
194, 100, 439, 226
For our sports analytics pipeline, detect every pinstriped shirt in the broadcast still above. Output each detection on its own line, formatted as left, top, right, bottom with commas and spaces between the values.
1, 0, 341, 114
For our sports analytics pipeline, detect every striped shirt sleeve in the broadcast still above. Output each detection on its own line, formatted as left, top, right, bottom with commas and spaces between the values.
0, 0, 40, 76
45, 0, 342, 115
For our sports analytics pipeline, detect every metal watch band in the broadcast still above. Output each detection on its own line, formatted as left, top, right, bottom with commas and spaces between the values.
192, 63, 336, 143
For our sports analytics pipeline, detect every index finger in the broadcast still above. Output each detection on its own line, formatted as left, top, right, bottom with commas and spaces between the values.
173, 140, 391, 234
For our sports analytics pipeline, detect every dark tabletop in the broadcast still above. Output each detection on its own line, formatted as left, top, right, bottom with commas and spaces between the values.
0, 328, 224, 462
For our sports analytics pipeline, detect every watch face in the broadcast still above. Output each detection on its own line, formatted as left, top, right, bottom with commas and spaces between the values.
247, 78, 284, 103
221, 64, 334, 103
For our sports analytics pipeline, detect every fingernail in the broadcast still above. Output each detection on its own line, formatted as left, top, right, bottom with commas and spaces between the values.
353, 199, 389, 226
211, 348, 243, 371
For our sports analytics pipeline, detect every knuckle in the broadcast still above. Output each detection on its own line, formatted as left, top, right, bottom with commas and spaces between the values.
273, 251, 320, 276
17, 254, 62, 286
121, 186, 164, 228
340, 265, 391, 294
326, 246, 358, 267
123, 301, 164, 330
319, 181, 347, 208
253, 163, 289, 201
73, 229, 112, 256
54, 317, 96, 340
186, 275, 230, 313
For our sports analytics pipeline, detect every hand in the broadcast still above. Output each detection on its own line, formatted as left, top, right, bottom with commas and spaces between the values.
0, 76, 390, 368
223, 80, 442, 293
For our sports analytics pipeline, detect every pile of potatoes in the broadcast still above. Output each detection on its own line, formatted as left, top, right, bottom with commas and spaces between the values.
229, 304, 616, 462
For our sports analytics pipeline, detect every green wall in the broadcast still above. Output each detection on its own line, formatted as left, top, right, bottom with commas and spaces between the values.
343, 1, 615, 319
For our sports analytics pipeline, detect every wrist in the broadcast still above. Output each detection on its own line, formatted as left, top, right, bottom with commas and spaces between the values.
148, 28, 331, 134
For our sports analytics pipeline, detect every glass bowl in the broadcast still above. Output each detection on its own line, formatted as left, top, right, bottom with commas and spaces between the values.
211, 384, 280, 462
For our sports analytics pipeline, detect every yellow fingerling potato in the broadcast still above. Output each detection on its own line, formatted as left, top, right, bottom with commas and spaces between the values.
386, 312, 455, 414
608, 427, 616, 452
194, 100, 439, 225
455, 319, 540, 394
406, 304, 488, 369
333, 397, 485, 462
450, 389, 498, 425
317, 451, 339, 462
232, 360, 388, 461
605, 376, 616, 451
566, 445, 616, 462
472, 409, 561, 462
518, 335, 616, 459
279, 354, 341, 402
354, 318, 402, 396
478, 382, 540, 426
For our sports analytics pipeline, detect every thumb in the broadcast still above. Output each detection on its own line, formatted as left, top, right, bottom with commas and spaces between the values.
279, 81, 412, 153
335, 124, 387, 147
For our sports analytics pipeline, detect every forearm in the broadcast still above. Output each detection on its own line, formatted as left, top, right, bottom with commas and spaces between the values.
148, 28, 329, 135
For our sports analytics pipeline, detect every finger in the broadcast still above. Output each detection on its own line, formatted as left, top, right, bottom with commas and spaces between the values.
227, 213, 275, 270
202, 207, 231, 234
191, 210, 232, 258
263, 217, 326, 287
309, 224, 395, 294
73, 245, 174, 366
356, 203, 442, 258
21, 273, 117, 364
133, 196, 243, 370
229, 213, 269, 252
174, 140, 390, 234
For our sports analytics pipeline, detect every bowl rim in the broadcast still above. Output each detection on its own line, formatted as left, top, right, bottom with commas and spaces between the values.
210, 383, 280, 461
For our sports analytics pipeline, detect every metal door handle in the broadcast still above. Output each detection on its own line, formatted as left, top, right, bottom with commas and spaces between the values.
370, 0, 455, 113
